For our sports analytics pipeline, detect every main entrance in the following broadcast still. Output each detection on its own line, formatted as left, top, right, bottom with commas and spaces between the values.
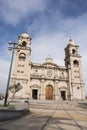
32, 89, 38, 99
45, 85, 53, 100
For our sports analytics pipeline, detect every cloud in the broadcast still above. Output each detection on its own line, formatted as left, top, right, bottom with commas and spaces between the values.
0, 58, 10, 93
0, 40, 11, 61
1, 0, 87, 26
49, 0, 87, 17
31, 32, 66, 64
0, 0, 48, 25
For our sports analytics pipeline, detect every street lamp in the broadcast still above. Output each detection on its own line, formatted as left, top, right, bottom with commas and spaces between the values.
4, 42, 18, 106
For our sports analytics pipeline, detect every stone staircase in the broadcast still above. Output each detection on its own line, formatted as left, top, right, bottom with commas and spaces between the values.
29, 100, 64, 110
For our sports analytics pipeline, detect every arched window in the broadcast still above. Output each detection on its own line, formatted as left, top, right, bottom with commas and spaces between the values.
73, 60, 79, 66
22, 41, 26, 47
72, 49, 76, 54
19, 53, 26, 61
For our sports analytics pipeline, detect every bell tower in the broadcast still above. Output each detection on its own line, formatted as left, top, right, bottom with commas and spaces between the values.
10, 32, 32, 98
65, 39, 85, 100
12, 32, 32, 75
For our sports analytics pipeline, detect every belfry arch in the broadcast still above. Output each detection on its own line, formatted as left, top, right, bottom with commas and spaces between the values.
45, 85, 53, 100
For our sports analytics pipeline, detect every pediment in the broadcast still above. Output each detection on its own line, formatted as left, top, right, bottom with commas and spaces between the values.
30, 84, 41, 88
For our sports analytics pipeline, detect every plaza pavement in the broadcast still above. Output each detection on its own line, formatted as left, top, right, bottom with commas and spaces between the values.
0, 100, 87, 130
0, 99, 30, 121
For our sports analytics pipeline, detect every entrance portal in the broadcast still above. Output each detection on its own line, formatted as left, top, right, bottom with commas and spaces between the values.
61, 91, 66, 100
45, 85, 53, 100
32, 89, 38, 99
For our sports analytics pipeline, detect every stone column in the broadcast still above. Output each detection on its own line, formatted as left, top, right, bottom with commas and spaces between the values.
40, 79, 45, 100
68, 65, 73, 100
54, 81, 59, 100
81, 85, 85, 100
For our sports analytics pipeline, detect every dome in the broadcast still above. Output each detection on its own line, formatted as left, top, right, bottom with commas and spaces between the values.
46, 57, 53, 63
42, 57, 58, 67
68, 39, 75, 46
21, 32, 30, 38
18, 31, 32, 40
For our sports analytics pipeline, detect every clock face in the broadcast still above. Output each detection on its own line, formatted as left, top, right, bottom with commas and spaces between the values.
47, 70, 53, 77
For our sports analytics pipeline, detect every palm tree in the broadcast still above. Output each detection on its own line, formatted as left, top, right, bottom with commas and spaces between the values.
9, 83, 22, 100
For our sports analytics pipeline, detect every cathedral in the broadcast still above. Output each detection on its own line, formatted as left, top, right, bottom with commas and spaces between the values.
9, 32, 85, 101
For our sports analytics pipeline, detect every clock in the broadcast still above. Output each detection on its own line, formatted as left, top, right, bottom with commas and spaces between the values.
47, 70, 53, 77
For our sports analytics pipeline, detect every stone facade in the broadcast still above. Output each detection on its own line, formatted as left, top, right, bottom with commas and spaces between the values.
9, 32, 85, 101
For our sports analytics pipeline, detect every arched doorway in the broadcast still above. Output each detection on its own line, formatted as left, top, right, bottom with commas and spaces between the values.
45, 85, 53, 100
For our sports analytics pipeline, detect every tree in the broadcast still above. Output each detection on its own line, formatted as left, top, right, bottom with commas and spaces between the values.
9, 83, 22, 100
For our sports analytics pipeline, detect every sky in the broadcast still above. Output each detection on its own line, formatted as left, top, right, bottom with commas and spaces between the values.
0, 0, 87, 95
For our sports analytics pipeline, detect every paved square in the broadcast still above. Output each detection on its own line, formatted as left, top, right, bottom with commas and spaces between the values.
0, 100, 87, 130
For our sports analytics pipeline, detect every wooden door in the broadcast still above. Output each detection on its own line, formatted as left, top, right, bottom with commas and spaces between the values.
45, 85, 53, 100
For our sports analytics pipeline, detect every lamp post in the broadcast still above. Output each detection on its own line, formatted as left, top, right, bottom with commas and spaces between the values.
4, 42, 17, 106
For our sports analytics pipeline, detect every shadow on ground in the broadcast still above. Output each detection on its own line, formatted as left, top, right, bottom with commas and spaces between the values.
78, 102, 87, 109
